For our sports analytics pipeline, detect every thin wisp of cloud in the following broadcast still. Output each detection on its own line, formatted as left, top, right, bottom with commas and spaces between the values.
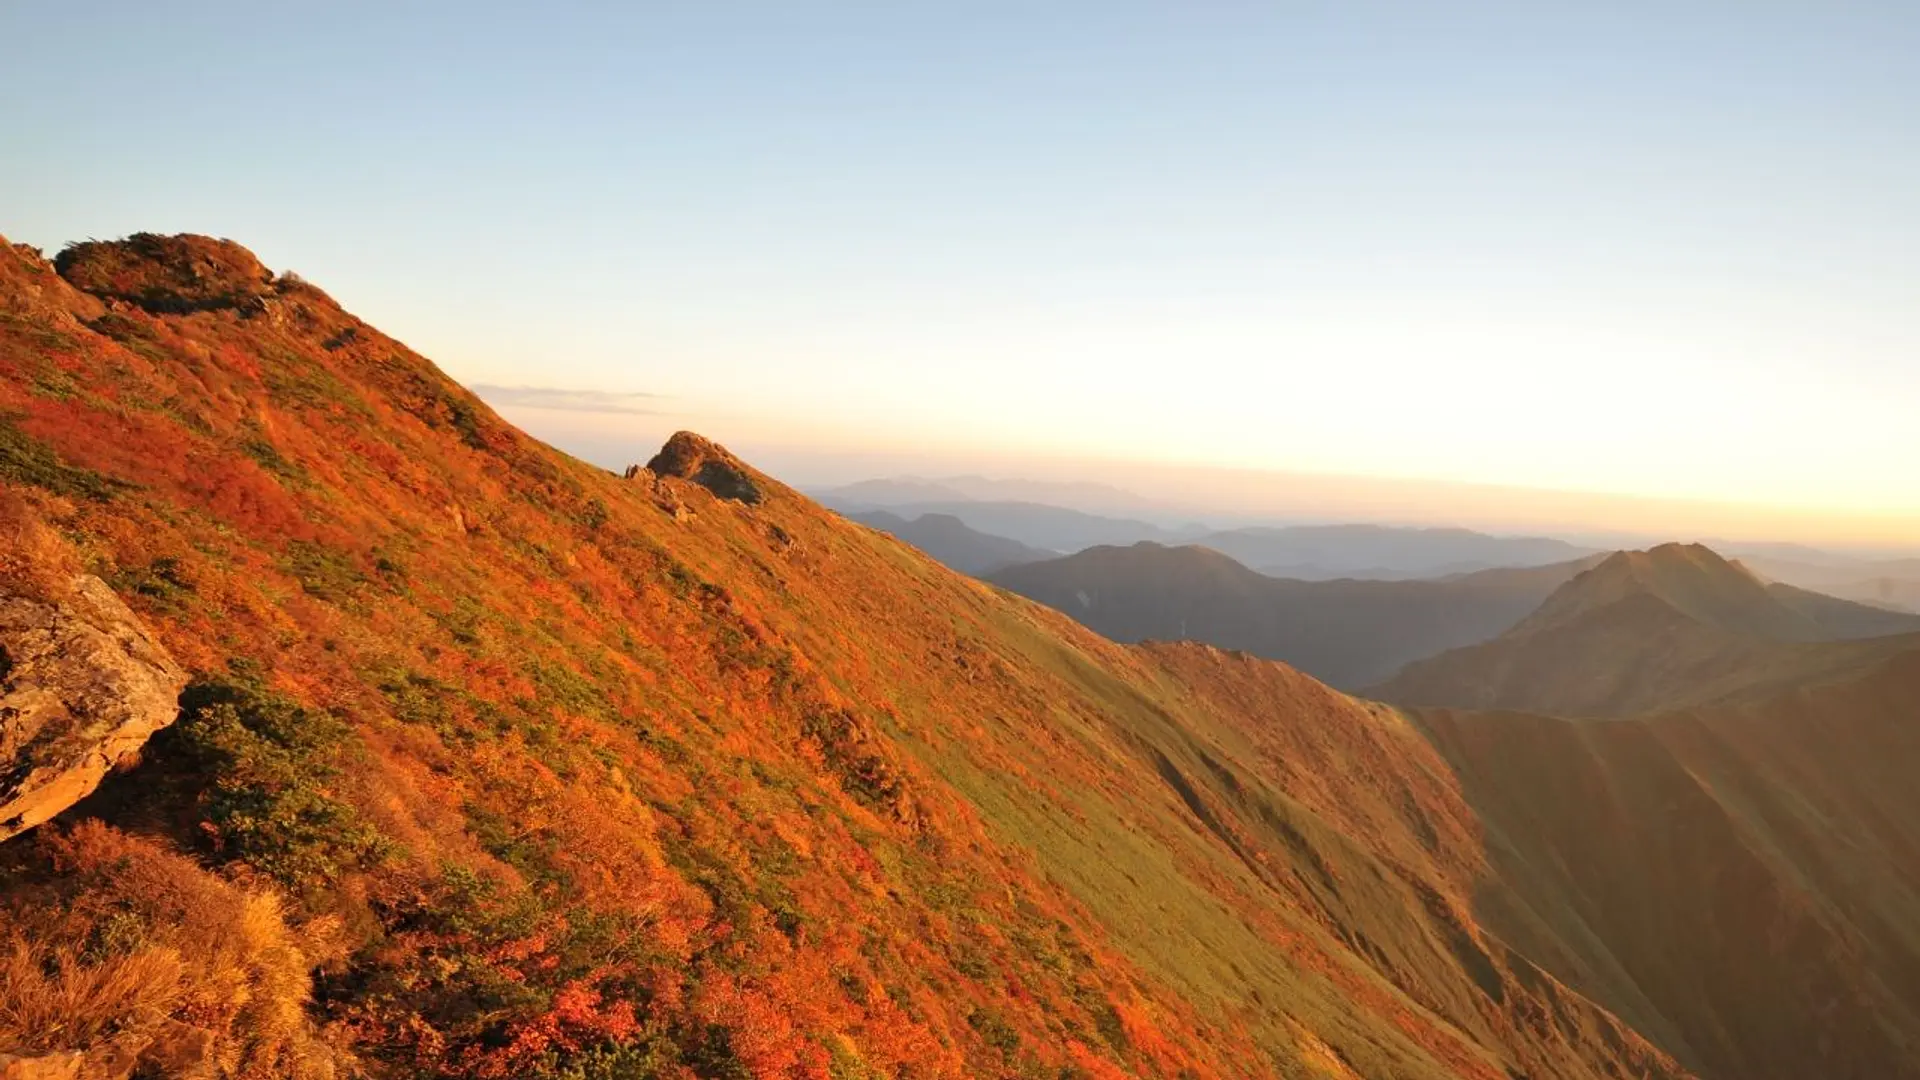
471, 384, 666, 416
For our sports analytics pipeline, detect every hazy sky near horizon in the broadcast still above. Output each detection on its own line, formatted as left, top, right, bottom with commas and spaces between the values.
6, 3, 1918, 537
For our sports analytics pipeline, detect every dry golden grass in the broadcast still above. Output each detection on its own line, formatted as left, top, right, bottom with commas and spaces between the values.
0, 937, 184, 1049
0, 488, 78, 602
0, 822, 346, 1078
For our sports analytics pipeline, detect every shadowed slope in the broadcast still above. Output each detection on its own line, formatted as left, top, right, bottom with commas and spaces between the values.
1416, 648, 1920, 1080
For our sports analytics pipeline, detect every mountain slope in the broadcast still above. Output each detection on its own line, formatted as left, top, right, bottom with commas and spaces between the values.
1417, 648, 1920, 1080
990, 542, 1603, 688
847, 510, 1053, 575
0, 233, 1695, 1079
1375, 544, 1920, 716
5, 233, 1920, 1080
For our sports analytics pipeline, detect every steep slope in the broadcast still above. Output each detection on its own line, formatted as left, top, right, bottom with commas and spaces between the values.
1193, 525, 1598, 580
9, 233, 1920, 1080
990, 542, 1603, 688
0, 233, 1701, 1079
848, 510, 1054, 575
1376, 544, 1920, 716
1417, 648, 1920, 1080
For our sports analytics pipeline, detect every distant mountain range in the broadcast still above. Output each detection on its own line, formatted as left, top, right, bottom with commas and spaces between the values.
819, 475, 1167, 515
821, 496, 1196, 553
989, 541, 1607, 688
824, 485, 1605, 581
1192, 524, 1596, 579
1738, 553, 1920, 613
824, 477, 1920, 594
1374, 543, 1920, 716
848, 510, 1054, 576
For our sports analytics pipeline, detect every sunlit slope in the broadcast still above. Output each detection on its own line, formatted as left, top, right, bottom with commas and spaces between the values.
1376, 544, 1920, 717
0, 234, 1691, 1078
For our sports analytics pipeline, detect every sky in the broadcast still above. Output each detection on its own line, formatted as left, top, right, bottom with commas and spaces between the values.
5, 3, 1918, 546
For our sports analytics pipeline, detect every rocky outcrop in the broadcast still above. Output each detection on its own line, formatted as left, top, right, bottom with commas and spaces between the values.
0, 576, 186, 841
644, 431, 763, 504
0, 1023, 211, 1080
52, 233, 277, 316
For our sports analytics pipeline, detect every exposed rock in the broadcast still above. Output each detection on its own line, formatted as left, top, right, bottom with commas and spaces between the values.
133, 1022, 215, 1080
1, 575, 187, 841
624, 468, 696, 522
0, 1028, 197, 1080
78, 1033, 147, 1080
53, 234, 276, 316
644, 432, 763, 505
0, 1052, 82, 1080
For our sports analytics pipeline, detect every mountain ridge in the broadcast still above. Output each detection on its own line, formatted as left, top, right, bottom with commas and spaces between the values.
3, 232, 1919, 1079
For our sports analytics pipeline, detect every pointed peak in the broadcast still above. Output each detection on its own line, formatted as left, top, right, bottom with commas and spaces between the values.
1522, 540, 1809, 640
1589, 543, 1761, 587
643, 431, 763, 504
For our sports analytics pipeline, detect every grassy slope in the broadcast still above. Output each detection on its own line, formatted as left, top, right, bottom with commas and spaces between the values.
3, 233, 1915, 1080
0, 234, 1693, 1078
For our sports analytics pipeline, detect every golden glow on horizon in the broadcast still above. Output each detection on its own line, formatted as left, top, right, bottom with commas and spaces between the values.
489, 400, 1920, 550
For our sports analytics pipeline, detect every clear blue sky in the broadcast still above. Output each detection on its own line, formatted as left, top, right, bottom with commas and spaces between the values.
5, 3, 1918, 539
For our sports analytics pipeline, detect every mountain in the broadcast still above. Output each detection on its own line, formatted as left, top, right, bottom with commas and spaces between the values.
6, 233, 1920, 1080
819, 496, 1189, 551
989, 541, 1605, 687
1375, 543, 1920, 716
1192, 525, 1599, 580
813, 477, 975, 505
826, 500, 1608, 582
847, 510, 1053, 575
817, 475, 1171, 517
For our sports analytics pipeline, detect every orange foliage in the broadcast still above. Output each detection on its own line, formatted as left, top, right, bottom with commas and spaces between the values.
0, 234, 1709, 1080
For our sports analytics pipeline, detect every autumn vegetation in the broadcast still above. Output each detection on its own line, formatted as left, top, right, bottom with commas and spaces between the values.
1, 233, 1918, 1079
